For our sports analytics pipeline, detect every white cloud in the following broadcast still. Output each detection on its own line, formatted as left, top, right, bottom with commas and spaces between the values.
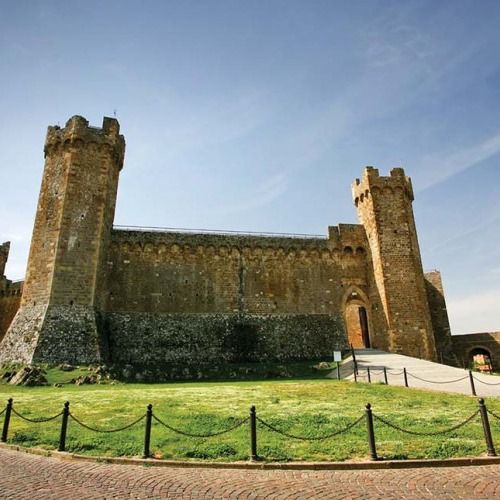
207, 173, 289, 217
429, 214, 500, 252
449, 288, 500, 334
417, 131, 500, 191
158, 89, 272, 155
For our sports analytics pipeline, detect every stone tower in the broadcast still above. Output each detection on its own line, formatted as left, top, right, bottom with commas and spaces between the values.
0, 116, 125, 364
0, 242, 9, 281
352, 167, 437, 361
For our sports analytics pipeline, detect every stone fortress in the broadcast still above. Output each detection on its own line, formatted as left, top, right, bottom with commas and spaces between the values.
0, 116, 498, 370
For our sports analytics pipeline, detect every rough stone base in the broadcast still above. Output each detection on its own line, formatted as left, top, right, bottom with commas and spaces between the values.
0, 305, 104, 364
104, 312, 347, 365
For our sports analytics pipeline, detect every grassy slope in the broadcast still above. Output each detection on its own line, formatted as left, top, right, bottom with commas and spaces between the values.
1, 377, 499, 462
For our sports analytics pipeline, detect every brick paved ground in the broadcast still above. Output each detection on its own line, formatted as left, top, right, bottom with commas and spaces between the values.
1, 449, 500, 499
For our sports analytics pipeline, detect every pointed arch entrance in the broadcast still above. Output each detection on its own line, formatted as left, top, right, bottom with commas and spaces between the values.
343, 288, 371, 349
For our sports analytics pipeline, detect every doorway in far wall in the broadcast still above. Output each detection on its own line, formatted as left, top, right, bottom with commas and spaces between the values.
344, 289, 371, 349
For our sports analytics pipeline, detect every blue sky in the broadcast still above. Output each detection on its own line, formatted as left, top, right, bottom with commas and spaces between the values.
1, 0, 499, 334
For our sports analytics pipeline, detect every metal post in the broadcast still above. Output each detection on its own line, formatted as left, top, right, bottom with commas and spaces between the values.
58, 402, 70, 452
469, 370, 477, 397
367, 367, 371, 383
478, 399, 496, 456
250, 405, 258, 461
351, 344, 358, 375
143, 404, 153, 458
336, 362, 341, 381
365, 403, 378, 461
383, 367, 388, 385
354, 367, 358, 382
403, 368, 409, 388
1, 398, 13, 443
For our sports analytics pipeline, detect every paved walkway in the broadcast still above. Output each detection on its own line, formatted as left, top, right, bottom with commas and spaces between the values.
1, 448, 500, 499
335, 349, 500, 397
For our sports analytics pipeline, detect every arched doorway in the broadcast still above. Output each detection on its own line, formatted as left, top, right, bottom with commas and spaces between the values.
469, 347, 493, 373
344, 289, 371, 349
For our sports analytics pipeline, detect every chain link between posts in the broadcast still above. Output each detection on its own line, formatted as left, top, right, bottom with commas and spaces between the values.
473, 376, 500, 386
256, 415, 365, 441
487, 409, 500, 422
357, 369, 384, 376
152, 414, 250, 438
406, 372, 469, 384
0, 407, 6, 417
11, 407, 64, 423
69, 412, 146, 433
373, 410, 480, 436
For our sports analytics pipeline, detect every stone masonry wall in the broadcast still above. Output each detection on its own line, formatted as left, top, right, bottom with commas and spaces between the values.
105, 228, 369, 316
0, 287, 22, 343
452, 332, 500, 370
100, 227, 370, 362
0, 242, 23, 343
1, 116, 124, 364
425, 271, 455, 364
0, 242, 9, 278
352, 167, 437, 360
104, 312, 345, 365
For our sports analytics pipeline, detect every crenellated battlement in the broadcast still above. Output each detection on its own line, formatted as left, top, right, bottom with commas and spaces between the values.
109, 227, 368, 260
44, 116, 125, 169
352, 166, 414, 205
328, 224, 367, 255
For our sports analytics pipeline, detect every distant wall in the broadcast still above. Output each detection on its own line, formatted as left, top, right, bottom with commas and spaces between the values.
452, 332, 500, 370
0, 288, 22, 343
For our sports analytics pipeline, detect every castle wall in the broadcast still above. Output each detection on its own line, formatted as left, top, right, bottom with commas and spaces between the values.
100, 226, 369, 363
0, 114, 458, 368
452, 332, 500, 370
105, 228, 369, 315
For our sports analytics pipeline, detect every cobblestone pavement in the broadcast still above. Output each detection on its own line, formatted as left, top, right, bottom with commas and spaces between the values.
1, 449, 500, 499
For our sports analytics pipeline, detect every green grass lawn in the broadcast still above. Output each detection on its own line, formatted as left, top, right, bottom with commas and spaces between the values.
1, 376, 500, 462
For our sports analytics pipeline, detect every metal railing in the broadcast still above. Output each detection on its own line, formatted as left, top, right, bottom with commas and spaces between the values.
113, 224, 326, 239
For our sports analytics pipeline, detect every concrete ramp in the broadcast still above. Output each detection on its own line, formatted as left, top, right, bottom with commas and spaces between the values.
334, 348, 500, 397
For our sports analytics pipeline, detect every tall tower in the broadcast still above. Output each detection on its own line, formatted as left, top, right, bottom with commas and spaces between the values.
0, 116, 125, 364
352, 167, 437, 361
0, 242, 9, 282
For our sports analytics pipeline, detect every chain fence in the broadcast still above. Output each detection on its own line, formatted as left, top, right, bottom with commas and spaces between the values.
11, 407, 63, 423
1, 397, 499, 461
373, 410, 480, 436
152, 414, 249, 438
69, 412, 146, 433
473, 377, 500, 386
406, 372, 470, 385
256, 415, 365, 441
487, 409, 500, 422
349, 359, 500, 396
